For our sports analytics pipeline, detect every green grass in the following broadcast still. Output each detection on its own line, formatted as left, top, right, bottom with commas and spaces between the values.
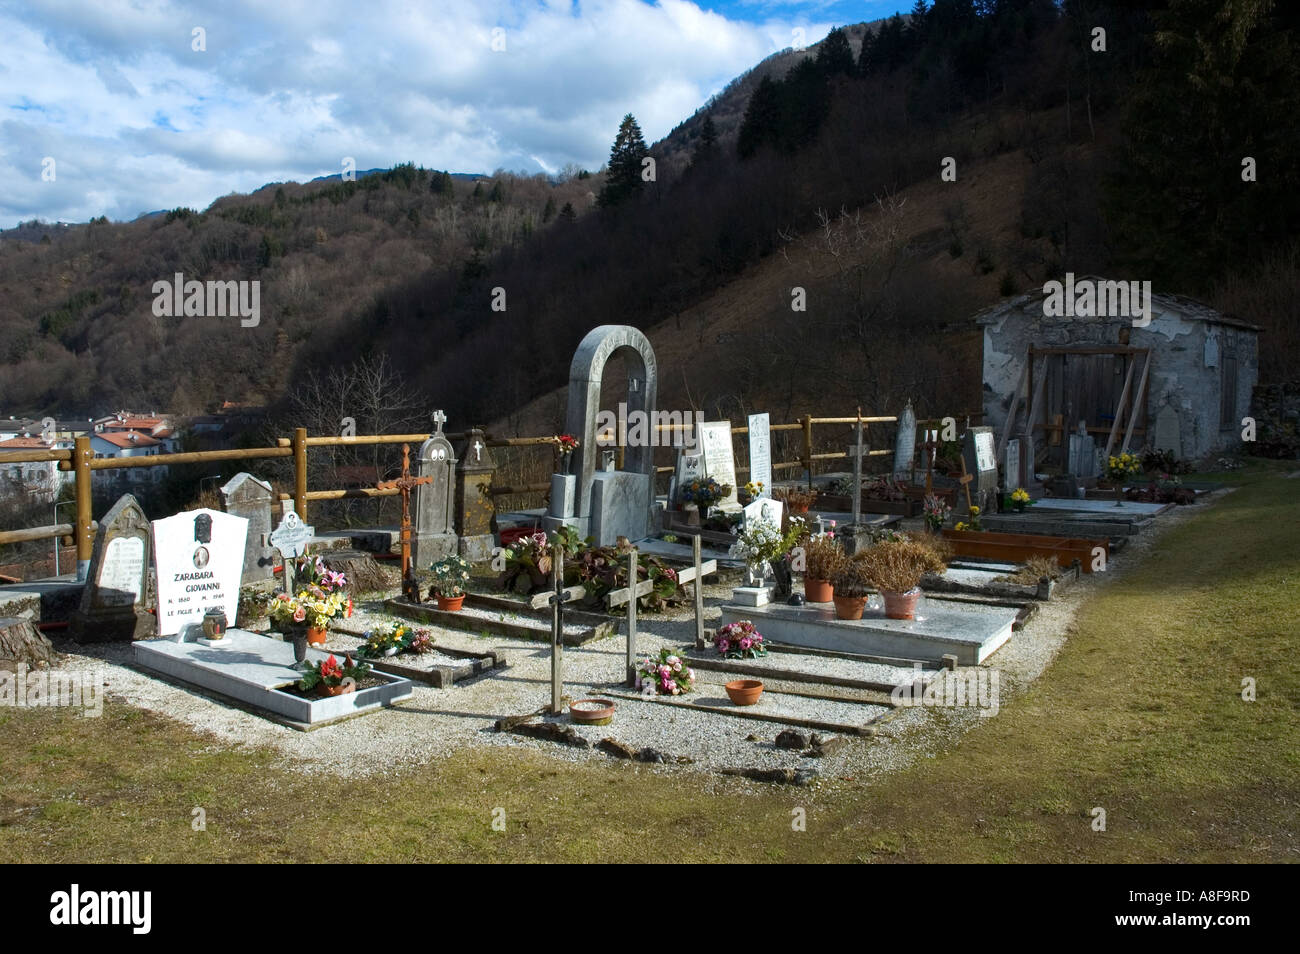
2, 463, 1297, 862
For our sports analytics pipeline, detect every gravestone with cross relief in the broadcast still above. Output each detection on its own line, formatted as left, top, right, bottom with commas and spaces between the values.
268, 509, 314, 598
454, 427, 496, 562
412, 410, 459, 567
219, 472, 276, 584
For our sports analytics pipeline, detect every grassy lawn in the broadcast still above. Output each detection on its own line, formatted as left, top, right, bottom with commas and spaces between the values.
2, 462, 1297, 863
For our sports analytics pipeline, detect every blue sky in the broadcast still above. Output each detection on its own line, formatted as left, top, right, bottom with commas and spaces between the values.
0, 0, 900, 229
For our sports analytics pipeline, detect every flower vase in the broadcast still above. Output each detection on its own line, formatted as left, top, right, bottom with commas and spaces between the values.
559, 451, 572, 475
768, 558, 792, 601
1114, 485, 1125, 508
684, 504, 700, 527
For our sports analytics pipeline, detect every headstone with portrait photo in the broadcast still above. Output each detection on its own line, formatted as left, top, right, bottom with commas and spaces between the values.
152, 508, 247, 638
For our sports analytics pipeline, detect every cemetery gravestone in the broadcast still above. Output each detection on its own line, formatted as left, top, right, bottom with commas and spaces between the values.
670, 445, 705, 509
697, 421, 740, 511
893, 401, 916, 480
219, 472, 276, 585
70, 493, 152, 642
1067, 422, 1099, 479
747, 413, 772, 496
1003, 440, 1021, 493
961, 426, 999, 511
268, 510, 314, 595
455, 428, 497, 561
413, 411, 459, 566
742, 496, 784, 531
153, 508, 247, 637
544, 325, 658, 542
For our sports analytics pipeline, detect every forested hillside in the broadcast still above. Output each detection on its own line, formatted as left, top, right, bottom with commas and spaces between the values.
2, 0, 1296, 430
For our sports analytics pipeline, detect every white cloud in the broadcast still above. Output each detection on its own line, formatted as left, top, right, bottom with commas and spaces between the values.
0, 0, 837, 228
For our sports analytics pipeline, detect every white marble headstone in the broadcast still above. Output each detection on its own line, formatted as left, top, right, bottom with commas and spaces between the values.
152, 508, 247, 637
697, 420, 739, 511
747, 413, 772, 496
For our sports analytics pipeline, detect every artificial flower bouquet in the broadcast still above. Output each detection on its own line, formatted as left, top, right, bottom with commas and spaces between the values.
297, 652, 370, 693
713, 620, 768, 660
635, 648, 695, 696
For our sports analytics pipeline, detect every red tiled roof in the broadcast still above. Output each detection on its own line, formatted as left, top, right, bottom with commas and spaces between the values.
0, 437, 50, 449
95, 432, 161, 449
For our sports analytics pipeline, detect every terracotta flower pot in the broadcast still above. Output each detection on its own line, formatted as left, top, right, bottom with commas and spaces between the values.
569, 698, 615, 725
437, 594, 465, 612
318, 682, 355, 697
791, 503, 810, 515
307, 625, 328, 646
833, 594, 867, 620
805, 578, 833, 603
881, 587, 921, 620
725, 679, 764, 706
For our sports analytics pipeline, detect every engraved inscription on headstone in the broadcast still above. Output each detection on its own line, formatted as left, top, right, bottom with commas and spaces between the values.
697, 421, 739, 510
961, 426, 1000, 495
219, 472, 275, 584
70, 493, 153, 642
153, 508, 248, 637
893, 401, 916, 479
747, 413, 772, 496
413, 411, 458, 565
1004, 439, 1021, 492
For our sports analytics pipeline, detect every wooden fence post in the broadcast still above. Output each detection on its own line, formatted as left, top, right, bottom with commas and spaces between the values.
73, 436, 93, 582
802, 415, 814, 489
292, 427, 308, 520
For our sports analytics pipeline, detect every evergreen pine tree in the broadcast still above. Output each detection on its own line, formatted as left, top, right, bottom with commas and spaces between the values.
597, 113, 650, 208
542, 195, 556, 222
816, 26, 855, 76
691, 114, 719, 165
558, 201, 576, 222
737, 75, 781, 158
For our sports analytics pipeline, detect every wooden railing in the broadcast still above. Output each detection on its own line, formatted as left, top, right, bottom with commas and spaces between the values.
0, 409, 983, 577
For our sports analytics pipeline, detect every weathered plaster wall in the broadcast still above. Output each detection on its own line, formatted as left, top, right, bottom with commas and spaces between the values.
980, 293, 1257, 461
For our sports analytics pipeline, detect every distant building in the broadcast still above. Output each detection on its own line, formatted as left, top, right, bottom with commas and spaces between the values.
976, 278, 1261, 468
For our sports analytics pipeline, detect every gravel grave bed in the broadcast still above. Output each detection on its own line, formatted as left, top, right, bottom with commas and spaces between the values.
39, 493, 1223, 791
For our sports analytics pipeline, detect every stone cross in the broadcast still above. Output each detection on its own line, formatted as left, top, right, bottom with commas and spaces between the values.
472, 439, 484, 462
269, 509, 314, 597
378, 443, 432, 602
431, 408, 447, 433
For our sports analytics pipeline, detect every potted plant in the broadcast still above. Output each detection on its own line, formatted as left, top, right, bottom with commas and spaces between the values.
800, 532, 845, 603
267, 587, 346, 656
297, 652, 371, 697
830, 555, 874, 620
1010, 487, 1031, 512
953, 505, 983, 532
634, 648, 695, 696
855, 537, 947, 620
430, 554, 472, 610
678, 477, 730, 523
1106, 452, 1142, 507
712, 620, 768, 659
773, 486, 817, 515
294, 557, 350, 644
922, 494, 952, 532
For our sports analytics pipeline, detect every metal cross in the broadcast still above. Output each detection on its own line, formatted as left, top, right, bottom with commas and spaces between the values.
377, 443, 432, 602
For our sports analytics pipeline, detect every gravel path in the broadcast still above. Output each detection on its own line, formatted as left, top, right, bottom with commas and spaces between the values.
43, 493, 1224, 787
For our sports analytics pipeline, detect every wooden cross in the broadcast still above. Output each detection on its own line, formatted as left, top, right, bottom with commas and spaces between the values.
602, 540, 717, 684
919, 429, 940, 494
957, 456, 975, 514
377, 443, 431, 603
528, 548, 587, 713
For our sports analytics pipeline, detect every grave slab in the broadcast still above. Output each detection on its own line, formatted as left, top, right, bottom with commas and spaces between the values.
133, 629, 413, 728
720, 597, 1017, 665
1029, 497, 1171, 516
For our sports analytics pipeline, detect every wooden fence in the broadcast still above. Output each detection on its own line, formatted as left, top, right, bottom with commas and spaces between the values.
0, 409, 981, 576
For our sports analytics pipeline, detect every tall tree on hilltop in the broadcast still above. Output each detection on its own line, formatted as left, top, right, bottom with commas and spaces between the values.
598, 113, 650, 208
737, 75, 781, 157
816, 26, 855, 76
691, 114, 719, 166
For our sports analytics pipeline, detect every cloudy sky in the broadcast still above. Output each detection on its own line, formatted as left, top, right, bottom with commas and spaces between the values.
0, 0, 897, 229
